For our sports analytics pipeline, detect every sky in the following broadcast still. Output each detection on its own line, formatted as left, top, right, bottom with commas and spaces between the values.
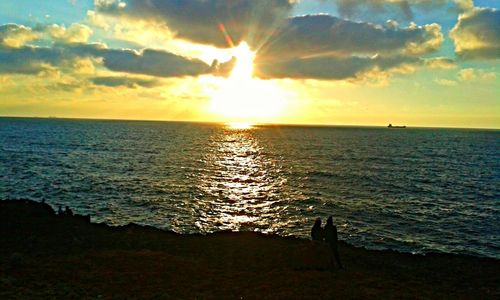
0, 0, 498, 128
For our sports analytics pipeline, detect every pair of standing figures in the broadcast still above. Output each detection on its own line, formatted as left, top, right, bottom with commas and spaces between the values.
311, 216, 343, 269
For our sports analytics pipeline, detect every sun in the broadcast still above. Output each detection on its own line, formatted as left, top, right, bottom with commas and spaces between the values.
230, 42, 255, 81
209, 42, 286, 124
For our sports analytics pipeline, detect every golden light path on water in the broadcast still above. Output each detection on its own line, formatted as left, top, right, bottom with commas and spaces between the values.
195, 40, 300, 232
197, 42, 289, 231
193, 124, 296, 233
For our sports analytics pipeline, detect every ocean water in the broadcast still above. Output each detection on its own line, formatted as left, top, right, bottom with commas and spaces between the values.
1, 117, 499, 258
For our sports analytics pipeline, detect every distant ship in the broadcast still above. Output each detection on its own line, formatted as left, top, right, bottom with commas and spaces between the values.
388, 124, 406, 128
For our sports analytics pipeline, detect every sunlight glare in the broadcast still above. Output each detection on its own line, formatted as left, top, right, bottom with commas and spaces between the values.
209, 42, 286, 124
227, 122, 253, 129
230, 42, 255, 80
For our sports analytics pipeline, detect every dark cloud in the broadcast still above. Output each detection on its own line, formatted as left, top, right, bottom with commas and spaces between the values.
0, 45, 64, 74
256, 14, 442, 62
1, 21, 214, 78
97, 48, 211, 77
255, 54, 421, 80
95, 0, 295, 48
91, 76, 160, 87
249, 13, 443, 80
332, 0, 448, 21
93, 1, 446, 81
0, 41, 214, 78
450, 8, 500, 59
0, 1, 452, 83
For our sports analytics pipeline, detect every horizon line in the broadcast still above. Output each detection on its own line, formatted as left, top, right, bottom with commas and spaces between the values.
0, 115, 498, 130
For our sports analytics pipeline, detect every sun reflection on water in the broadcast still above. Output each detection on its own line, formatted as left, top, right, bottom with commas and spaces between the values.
227, 122, 253, 130
194, 125, 288, 233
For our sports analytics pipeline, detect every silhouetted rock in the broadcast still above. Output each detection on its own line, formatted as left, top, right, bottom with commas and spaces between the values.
0, 199, 498, 299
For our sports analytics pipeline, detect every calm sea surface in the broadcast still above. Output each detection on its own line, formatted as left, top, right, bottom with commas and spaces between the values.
1, 118, 499, 258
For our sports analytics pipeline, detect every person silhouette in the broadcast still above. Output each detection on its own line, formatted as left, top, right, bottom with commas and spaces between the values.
311, 218, 324, 242
324, 216, 343, 269
57, 205, 64, 216
64, 206, 73, 216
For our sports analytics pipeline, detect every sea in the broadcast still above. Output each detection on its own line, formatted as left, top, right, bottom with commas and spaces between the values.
0, 117, 499, 258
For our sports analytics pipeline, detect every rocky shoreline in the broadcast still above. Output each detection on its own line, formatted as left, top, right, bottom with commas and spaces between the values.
1, 199, 498, 299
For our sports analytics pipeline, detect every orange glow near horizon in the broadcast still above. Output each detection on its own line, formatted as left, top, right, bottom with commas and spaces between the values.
209, 42, 286, 124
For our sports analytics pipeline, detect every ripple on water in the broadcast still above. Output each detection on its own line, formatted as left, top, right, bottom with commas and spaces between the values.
0, 119, 499, 258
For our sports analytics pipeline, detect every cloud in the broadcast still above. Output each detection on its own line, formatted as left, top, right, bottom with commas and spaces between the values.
95, 0, 127, 11
255, 54, 421, 80
0, 42, 214, 78
0, 22, 219, 78
95, 0, 295, 48
331, 0, 476, 21
0, 24, 38, 48
425, 57, 456, 69
41, 23, 93, 43
435, 67, 497, 85
457, 68, 475, 81
97, 48, 213, 77
332, 0, 449, 21
435, 78, 457, 86
252, 14, 442, 80
450, 8, 500, 59
5, 0, 486, 84
93, 1, 446, 81
0, 21, 217, 78
62, 57, 97, 74
87, 10, 111, 30
257, 14, 443, 62
454, 0, 474, 13
91, 76, 160, 88
0, 45, 63, 74
458, 68, 496, 81
0, 23, 94, 49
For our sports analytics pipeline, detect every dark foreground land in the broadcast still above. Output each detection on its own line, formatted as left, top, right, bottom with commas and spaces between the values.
1, 200, 499, 299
